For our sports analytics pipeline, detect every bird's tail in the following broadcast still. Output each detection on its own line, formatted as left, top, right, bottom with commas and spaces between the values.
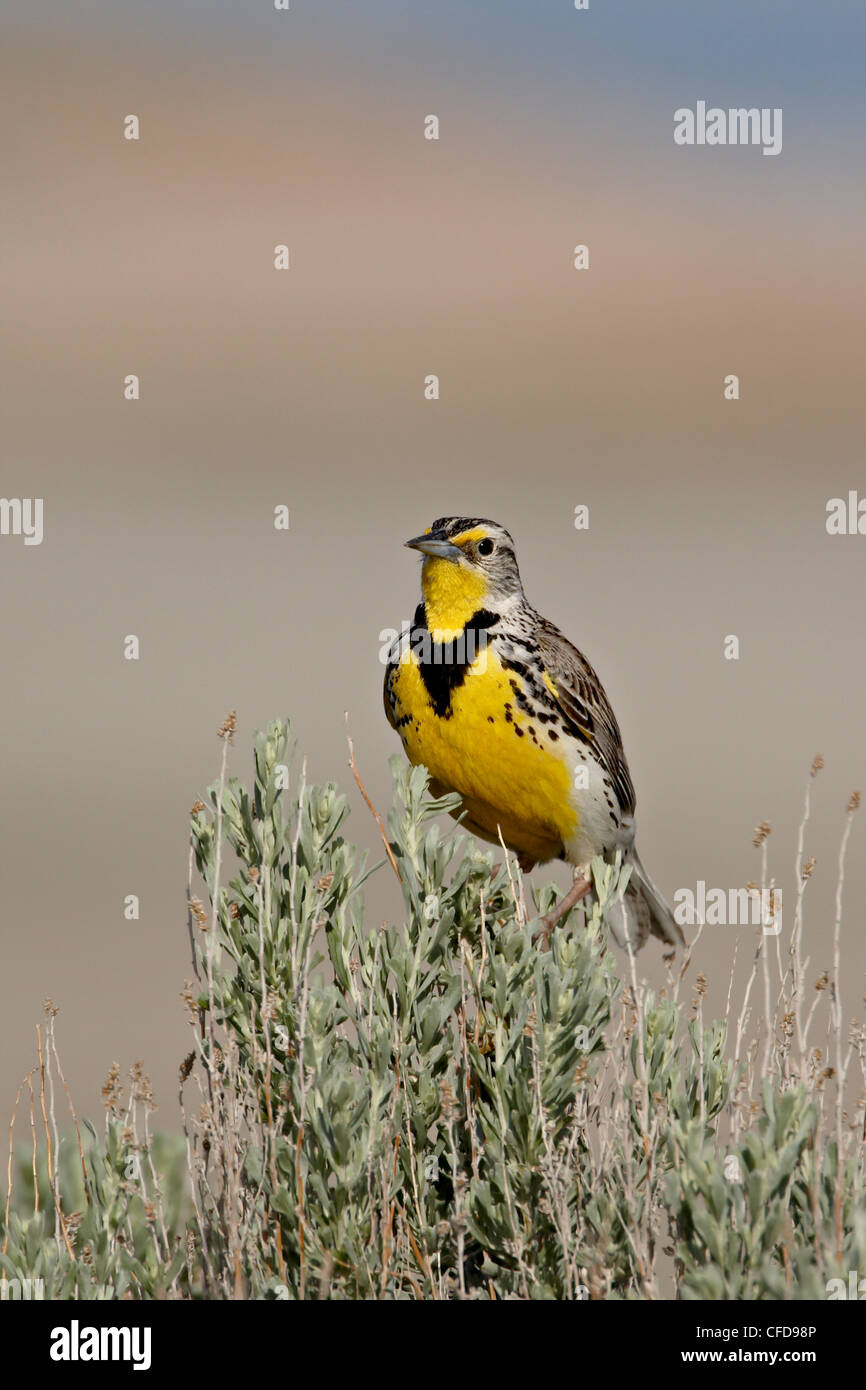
608, 849, 685, 952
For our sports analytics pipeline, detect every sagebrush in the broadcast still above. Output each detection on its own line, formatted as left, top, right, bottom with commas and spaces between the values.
3, 719, 864, 1300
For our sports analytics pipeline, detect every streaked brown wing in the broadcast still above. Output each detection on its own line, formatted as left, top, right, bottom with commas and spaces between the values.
383, 663, 398, 730
535, 619, 636, 817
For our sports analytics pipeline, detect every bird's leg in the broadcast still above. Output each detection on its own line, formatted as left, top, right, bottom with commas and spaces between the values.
533, 867, 592, 948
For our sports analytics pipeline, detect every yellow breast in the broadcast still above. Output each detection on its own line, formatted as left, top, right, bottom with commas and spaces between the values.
388, 646, 578, 862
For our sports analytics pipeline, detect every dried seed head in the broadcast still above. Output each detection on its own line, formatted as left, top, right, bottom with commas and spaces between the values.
131, 1062, 154, 1106
102, 1062, 122, 1113
753, 821, 772, 848
217, 710, 237, 742
801, 856, 816, 880
181, 981, 198, 1023
810, 754, 824, 778
190, 799, 205, 816
848, 791, 861, 814
815, 972, 829, 992
179, 1051, 195, 1084
189, 897, 208, 931
247, 865, 260, 883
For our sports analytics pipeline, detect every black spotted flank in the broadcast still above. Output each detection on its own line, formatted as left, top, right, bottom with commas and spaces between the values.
413, 604, 500, 718
502, 653, 594, 747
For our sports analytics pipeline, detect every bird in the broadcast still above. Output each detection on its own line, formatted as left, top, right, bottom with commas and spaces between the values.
383, 516, 684, 951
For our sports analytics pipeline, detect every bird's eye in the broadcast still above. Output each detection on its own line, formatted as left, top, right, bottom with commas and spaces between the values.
477, 538, 495, 557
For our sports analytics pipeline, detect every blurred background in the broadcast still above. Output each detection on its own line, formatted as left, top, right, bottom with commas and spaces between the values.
2, 0, 864, 1125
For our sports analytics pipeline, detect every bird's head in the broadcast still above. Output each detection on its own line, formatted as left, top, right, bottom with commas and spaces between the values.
405, 517, 524, 631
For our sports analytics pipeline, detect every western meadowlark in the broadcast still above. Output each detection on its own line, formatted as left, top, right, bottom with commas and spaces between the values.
383, 516, 684, 951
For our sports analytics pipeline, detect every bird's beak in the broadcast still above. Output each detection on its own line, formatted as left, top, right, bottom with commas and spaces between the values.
404, 533, 462, 561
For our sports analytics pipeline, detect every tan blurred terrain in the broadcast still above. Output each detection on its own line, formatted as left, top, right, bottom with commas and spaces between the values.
2, 23, 864, 1125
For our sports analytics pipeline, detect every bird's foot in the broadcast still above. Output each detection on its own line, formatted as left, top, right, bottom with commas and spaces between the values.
533, 870, 592, 949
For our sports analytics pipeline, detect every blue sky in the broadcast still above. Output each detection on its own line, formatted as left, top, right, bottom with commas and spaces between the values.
26, 0, 866, 110
15, 0, 856, 171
